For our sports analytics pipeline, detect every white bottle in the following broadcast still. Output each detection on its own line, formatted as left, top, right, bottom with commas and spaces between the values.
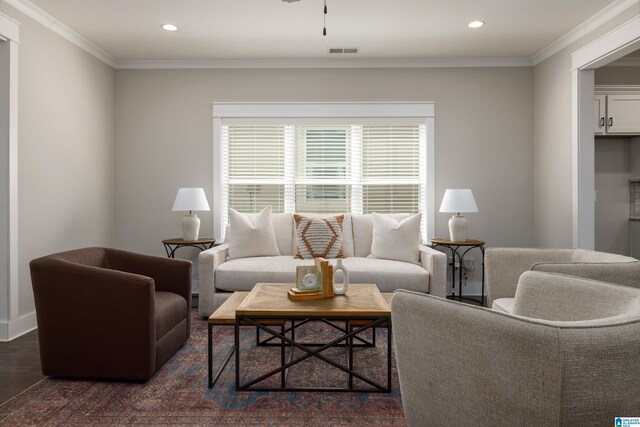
333, 259, 349, 295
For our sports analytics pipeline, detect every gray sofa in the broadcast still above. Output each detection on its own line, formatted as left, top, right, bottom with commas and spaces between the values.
392, 271, 640, 426
485, 247, 640, 312
198, 212, 447, 316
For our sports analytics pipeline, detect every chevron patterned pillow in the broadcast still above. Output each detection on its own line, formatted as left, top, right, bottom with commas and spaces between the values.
294, 214, 345, 259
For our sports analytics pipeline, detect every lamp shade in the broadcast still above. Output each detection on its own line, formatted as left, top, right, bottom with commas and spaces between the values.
172, 188, 210, 212
439, 189, 478, 213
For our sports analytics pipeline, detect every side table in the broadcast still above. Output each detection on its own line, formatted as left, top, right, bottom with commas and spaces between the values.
162, 237, 217, 258
430, 238, 485, 306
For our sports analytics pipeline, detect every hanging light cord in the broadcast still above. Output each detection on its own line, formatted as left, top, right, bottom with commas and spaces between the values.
323, 0, 327, 36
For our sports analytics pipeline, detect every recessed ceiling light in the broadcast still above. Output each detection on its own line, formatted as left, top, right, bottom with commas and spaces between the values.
468, 20, 484, 29
161, 24, 178, 32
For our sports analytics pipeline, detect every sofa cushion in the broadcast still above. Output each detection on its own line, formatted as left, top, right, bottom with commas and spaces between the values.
228, 207, 280, 259
352, 213, 410, 257
155, 291, 188, 340
216, 256, 306, 291
294, 214, 345, 259
216, 256, 429, 293
492, 297, 514, 314
341, 257, 428, 293
273, 212, 294, 256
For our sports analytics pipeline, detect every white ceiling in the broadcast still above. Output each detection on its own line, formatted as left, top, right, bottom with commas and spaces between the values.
23, 0, 620, 62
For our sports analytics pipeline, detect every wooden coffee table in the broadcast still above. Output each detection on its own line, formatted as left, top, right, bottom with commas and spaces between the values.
234, 283, 392, 392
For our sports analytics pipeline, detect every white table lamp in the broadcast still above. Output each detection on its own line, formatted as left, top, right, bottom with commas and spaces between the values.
172, 188, 210, 241
439, 189, 478, 242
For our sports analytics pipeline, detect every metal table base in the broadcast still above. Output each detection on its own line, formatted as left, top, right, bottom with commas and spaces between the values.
234, 316, 392, 393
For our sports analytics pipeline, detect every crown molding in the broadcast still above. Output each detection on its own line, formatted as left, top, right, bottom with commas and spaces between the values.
3, 0, 637, 70
571, 15, 640, 69
4, 0, 117, 67
115, 57, 532, 69
531, 0, 640, 66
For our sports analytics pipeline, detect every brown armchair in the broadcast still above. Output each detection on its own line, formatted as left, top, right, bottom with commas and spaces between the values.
30, 247, 191, 381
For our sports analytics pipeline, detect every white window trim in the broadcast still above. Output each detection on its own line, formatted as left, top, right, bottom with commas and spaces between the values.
212, 102, 435, 242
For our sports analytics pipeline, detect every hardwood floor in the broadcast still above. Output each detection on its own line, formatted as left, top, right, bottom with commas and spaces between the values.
0, 330, 45, 405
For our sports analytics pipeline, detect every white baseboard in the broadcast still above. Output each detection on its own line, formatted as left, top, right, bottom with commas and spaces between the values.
0, 311, 37, 342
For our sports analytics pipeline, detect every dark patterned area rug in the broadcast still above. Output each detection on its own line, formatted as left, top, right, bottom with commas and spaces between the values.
0, 310, 406, 426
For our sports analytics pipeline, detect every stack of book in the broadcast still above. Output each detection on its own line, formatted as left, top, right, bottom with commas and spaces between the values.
288, 257, 335, 301
315, 258, 334, 298
287, 287, 324, 300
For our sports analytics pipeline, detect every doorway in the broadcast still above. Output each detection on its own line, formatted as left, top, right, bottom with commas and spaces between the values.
572, 16, 640, 250
593, 54, 640, 256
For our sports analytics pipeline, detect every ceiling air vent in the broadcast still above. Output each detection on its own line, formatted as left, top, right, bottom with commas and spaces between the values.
329, 47, 359, 54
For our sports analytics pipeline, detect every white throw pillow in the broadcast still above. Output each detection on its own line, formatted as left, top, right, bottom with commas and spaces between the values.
371, 212, 421, 263
228, 206, 280, 259
352, 213, 409, 257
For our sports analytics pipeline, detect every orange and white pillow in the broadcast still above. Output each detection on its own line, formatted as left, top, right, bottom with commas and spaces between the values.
294, 214, 345, 259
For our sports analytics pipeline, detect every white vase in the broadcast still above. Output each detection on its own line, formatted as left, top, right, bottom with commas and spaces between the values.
448, 214, 467, 242
182, 213, 200, 241
333, 259, 349, 295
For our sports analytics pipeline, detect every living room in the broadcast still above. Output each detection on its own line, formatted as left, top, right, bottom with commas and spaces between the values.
1, 0, 640, 425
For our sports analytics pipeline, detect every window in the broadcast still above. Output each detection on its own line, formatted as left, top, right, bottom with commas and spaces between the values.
296, 126, 350, 213
214, 103, 435, 242
223, 125, 287, 214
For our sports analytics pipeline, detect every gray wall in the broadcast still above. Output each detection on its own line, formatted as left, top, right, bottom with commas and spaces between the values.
532, 4, 639, 248
3, 0, 636, 316
596, 65, 640, 85
0, 4, 116, 316
595, 138, 630, 255
115, 67, 535, 281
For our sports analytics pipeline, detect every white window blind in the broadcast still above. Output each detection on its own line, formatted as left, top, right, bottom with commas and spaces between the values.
220, 120, 427, 240
295, 126, 351, 214
221, 125, 289, 216
361, 125, 424, 214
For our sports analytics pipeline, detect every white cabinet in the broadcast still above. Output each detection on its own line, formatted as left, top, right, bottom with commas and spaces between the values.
594, 95, 606, 134
595, 86, 640, 135
606, 95, 640, 134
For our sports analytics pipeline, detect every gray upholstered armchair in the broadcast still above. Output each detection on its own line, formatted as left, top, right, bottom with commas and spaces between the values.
392, 271, 640, 426
485, 248, 640, 312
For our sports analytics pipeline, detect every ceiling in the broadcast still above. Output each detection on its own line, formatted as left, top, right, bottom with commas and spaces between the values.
23, 0, 619, 62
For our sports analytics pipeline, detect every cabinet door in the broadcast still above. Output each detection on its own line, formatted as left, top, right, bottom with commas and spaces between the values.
594, 95, 606, 134
606, 94, 640, 134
